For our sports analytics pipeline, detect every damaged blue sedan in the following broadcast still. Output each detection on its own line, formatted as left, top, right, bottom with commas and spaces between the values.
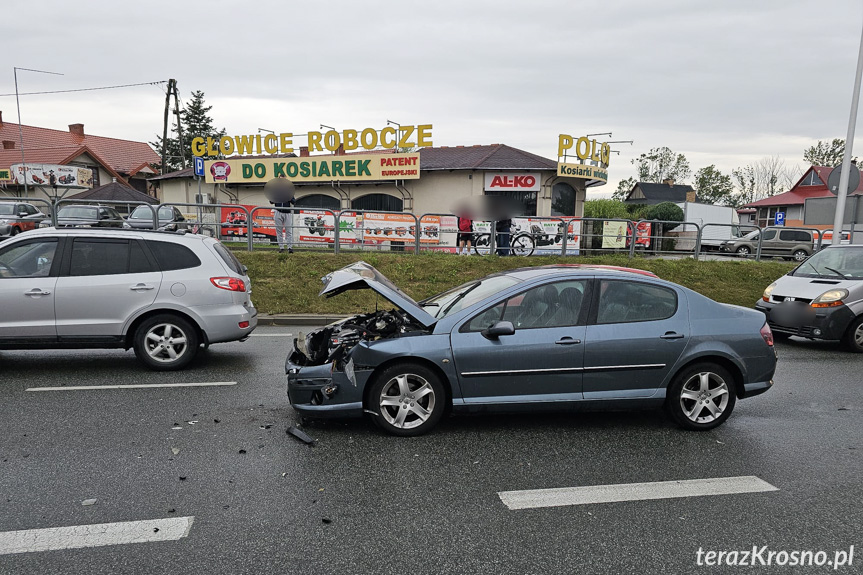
286, 262, 776, 436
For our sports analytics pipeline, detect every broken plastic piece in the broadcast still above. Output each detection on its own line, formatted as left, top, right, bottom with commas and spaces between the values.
287, 426, 315, 445
81, 499, 97, 506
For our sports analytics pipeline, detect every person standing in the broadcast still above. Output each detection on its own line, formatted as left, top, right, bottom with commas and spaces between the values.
266, 175, 297, 254
457, 213, 473, 255
495, 217, 511, 256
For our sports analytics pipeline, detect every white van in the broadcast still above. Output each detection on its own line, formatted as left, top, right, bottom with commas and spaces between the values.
756, 245, 863, 351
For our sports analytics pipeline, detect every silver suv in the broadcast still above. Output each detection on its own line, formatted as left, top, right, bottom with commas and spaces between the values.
0, 227, 257, 370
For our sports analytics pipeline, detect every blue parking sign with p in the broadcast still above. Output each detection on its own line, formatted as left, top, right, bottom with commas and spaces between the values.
194, 157, 205, 177
775, 212, 785, 226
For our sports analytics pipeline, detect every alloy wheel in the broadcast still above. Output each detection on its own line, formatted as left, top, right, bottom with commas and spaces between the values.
143, 322, 189, 364
378, 373, 436, 430
678, 371, 730, 424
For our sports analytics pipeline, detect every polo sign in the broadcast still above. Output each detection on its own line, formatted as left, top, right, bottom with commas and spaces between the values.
484, 173, 541, 192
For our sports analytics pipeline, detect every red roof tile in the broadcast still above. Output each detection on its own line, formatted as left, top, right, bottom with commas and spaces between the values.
0, 118, 160, 175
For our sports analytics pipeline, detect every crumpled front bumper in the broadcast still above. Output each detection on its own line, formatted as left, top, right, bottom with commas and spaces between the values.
756, 300, 855, 340
285, 352, 372, 418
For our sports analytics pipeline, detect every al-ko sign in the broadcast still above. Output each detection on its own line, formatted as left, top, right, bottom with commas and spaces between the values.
484, 172, 541, 192
556, 133, 610, 186
192, 124, 433, 157
204, 153, 420, 184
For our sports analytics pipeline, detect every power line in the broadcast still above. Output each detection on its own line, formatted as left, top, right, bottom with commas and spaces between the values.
0, 80, 168, 97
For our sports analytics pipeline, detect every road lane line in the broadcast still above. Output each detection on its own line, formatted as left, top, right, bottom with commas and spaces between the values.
498, 476, 778, 510
0, 516, 194, 555
26, 382, 237, 392
249, 333, 293, 337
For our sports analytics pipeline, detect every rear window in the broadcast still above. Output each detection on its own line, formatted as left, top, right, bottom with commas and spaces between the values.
213, 242, 245, 275
146, 240, 201, 271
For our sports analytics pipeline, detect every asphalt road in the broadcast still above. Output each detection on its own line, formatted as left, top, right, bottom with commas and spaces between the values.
0, 327, 860, 574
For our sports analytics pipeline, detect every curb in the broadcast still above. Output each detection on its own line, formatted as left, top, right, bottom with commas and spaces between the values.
256, 314, 351, 326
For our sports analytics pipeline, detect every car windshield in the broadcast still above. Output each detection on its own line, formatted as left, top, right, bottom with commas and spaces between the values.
792, 246, 863, 279
58, 207, 97, 219
420, 275, 521, 318
0, 205, 15, 215
740, 229, 760, 240
130, 206, 172, 219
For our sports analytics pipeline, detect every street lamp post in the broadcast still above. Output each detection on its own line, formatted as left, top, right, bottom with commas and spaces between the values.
13, 67, 63, 197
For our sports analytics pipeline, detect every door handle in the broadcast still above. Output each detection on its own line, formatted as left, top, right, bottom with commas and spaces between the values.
660, 332, 684, 340
24, 288, 51, 296
130, 284, 155, 291
555, 337, 582, 345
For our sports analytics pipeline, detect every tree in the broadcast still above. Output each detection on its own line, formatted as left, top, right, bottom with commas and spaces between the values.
693, 165, 734, 205
644, 202, 684, 232
803, 139, 857, 167
727, 156, 796, 207
152, 90, 226, 173
729, 165, 757, 208
612, 177, 636, 202
633, 147, 692, 184
583, 199, 631, 219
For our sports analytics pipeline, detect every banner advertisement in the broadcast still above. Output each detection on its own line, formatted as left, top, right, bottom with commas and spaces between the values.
361, 212, 441, 244
602, 221, 628, 249
204, 153, 420, 184
557, 162, 608, 184
629, 221, 652, 248
299, 210, 358, 245
472, 218, 581, 255
11, 163, 94, 188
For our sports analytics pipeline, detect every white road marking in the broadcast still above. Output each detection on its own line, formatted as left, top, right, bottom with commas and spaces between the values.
0, 516, 194, 555
498, 476, 778, 510
26, 382, 237, 392
249, 333, 293, 337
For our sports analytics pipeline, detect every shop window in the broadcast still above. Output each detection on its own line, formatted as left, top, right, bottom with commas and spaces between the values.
551, 183, 577, 217
484, 190, 536, 217
351, 194, 403, 212
295, 194, 340, 211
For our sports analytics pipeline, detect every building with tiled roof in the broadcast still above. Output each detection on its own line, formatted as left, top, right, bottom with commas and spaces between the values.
0, 110, 160, 199
153, 144, 592, 219
66, 180, 159, 213
623, 180, 697, 205
743, 165, 863, 228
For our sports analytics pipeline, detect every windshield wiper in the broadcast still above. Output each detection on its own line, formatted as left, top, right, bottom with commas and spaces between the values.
439, 283, 480, 318
823, 266, 849, 280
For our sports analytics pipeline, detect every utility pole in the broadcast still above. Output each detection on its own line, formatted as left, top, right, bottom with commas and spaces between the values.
161, 78, 173, 175
832, 18, 863, 244
172, 81, 187, 170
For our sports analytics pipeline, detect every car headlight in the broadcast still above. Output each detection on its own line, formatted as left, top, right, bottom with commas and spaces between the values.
39, 221, 51, 228
0, 219, 10, 225
762, 282, 777, 302
811, 288, 849, 308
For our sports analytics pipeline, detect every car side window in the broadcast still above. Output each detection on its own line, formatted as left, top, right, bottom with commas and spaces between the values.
0, 239, 58, 278
464, 301, 505, 332
762, 230, 777, 241
146, 240, 201, 271
779, 230, 811, 242
596, 280, 678, 325
69, 239, 131, 276
479, 280, 588, 330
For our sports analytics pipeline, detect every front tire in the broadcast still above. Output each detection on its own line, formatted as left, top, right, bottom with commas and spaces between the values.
133, 314, 199, 371
368, 363, 445, 436
792, 249, 809, 262
843, 316, 863, 353
736, 246, 750, 257
666, 363, 736, 430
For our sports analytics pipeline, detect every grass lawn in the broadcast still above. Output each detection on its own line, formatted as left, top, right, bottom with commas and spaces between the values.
233, 250, 795, 315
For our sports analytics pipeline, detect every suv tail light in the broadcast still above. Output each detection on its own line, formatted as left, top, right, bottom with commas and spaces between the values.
211, 277, 246, 292
760, 322, 774, 347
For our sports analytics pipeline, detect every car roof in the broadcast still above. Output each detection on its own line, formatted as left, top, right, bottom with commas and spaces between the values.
20, 226, 208, 242
497, 264, 659, 280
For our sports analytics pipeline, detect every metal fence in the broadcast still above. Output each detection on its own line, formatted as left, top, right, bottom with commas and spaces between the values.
3, 195, 850, 262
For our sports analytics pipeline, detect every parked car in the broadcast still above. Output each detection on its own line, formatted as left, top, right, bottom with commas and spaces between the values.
124, 205, 188, 231
0, 227, 257, 370
0, 202, 47, 238
51, 205, 125, 228
286, 262, 776, 436
756, 244, 863, 351
814, 229, 852, 249
720, 227, 814, 261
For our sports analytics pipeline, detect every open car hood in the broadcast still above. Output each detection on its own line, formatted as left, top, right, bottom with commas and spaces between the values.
319, 261, 437, 328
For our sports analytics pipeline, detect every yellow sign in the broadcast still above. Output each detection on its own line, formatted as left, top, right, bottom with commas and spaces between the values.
192, 124, 433, 157
0, 168, 10, 181
602, 221, 628, 249
557, 162, 608, 184
557, 134, 611, 166
204, 153, 421, 184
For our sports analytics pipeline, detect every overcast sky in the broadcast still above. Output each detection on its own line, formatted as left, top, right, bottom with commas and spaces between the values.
4, 0, 863, 196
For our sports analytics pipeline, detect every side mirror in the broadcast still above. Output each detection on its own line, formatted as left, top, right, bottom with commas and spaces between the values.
18, 211, 28, 218
481, 320, 515, 340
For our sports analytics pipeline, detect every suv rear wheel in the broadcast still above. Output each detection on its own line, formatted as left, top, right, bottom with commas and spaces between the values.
134, 314, 199, 371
